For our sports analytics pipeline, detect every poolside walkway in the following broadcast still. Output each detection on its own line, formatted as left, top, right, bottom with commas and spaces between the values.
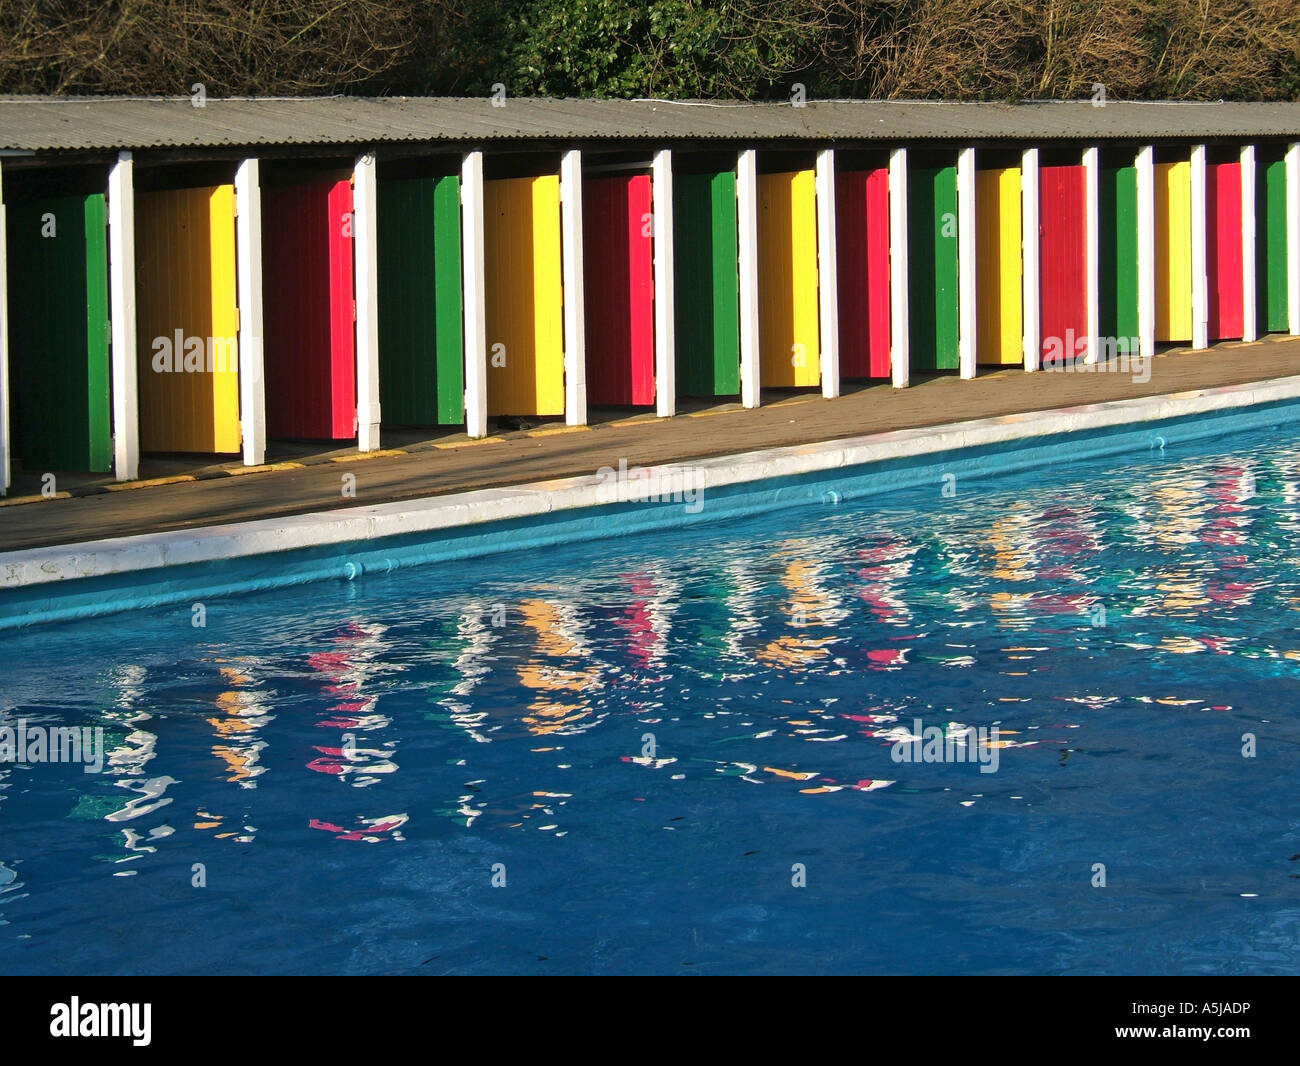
2, 336, 1298, 553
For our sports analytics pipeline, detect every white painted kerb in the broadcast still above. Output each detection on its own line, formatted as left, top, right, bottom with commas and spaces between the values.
6, 375, 1300, 590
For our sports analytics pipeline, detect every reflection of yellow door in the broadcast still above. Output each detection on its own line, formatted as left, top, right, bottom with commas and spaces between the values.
1155, 161, 1193, 342
516, 599, 602, 735
756, 559, 837, 667
758, 170, 820, 388
135, 185, 241, 453
209, 665, 271, 786
976, 167, 1023, 364
484, 176, 565, 416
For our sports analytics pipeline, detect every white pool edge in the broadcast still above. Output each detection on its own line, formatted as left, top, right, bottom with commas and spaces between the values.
5, 374, 1300, 591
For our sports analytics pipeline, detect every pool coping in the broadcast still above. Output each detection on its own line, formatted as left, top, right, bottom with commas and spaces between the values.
5, 372, 1300, 592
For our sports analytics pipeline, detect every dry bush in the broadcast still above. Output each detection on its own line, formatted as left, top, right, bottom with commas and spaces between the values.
812, 0, 1300, 100
1147, 0, 1300, 100
0, 0, 1295, 99
0, 0, 425, 95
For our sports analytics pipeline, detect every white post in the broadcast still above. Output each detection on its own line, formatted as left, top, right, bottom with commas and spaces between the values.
651, 149, 676, 418
0, 162, 8, 493
352, 152, 381, 451
1241, 144, 1257, 343
461, 151, 488, 438
1136, 145, 1156, 360
1191, 144, 1208, 349
889, 147, 909, 388
815, 147, 840, 398
1287, 141, 1300, 335
234, 159, 266, 466
1083, 145, 1100, 364
1021, 147, 1040, 372
559, 148, 587, 427
107, 152, 139, 481
957, 145, 977, 379
736, 149, 760, 408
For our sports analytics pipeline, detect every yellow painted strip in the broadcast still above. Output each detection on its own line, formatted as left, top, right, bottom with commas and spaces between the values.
525, 425, 590, 438
1155, 161, 1193, 342
135, 185, 242, 454
605, 415, 661, 427
484, 175, 565, 417
327, 449, 407, 462
0, 493, 71, 506
758, 170, 821, 388
104, 475, 197, 491
976, 167, 1023, 364
432, 436, 506, 449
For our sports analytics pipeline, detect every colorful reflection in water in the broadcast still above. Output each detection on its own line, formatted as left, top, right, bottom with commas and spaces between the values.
3, 424, 1300, 974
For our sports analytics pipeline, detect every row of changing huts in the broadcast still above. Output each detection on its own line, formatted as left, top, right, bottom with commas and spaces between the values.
1, 97, 1299, 492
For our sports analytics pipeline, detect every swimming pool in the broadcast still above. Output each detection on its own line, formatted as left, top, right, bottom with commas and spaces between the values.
2, 412, 1299, 974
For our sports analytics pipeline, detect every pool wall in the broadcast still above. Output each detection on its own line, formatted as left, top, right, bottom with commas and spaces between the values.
2, 376, 1298, 629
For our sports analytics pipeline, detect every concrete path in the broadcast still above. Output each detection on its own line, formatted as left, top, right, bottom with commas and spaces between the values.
1, 336, 1296, 553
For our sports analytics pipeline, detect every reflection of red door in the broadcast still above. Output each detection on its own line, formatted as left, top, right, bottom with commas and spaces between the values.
583, 174, 655, 406
836, 167, 891, 378
1207, 162, 1244, 340
615, 573, 658, 667
1039, 165, 1087, 364
262, 179, 356, 440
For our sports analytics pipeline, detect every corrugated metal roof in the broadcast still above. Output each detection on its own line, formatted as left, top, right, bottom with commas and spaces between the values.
2, 96, 1299, 152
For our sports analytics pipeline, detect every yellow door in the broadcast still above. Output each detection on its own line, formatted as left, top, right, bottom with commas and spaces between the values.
758, 170, 820, 388
976, 167, 1023, 364
484, 175, 565, 416
1155, 161, 1193, 342
135, 185, 241, 453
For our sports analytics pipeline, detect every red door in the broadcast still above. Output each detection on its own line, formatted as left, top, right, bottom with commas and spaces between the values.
262, 179, 356, 439
583, 174, 655, 406
1207, 162, 1244, 340
1039, 165, 1087, 366
836, 167, 891, 378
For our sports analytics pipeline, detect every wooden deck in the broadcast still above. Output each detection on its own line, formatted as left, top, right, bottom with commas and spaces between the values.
2, 336, 1298, 553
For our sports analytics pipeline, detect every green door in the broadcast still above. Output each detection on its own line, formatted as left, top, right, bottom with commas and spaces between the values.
1099, 163, 1139, 350
908, 165, 959, 371
378, 174, 464, 425
6, 194, 111, 472
1258, 156, 1289, 334
674, 170, 740, 396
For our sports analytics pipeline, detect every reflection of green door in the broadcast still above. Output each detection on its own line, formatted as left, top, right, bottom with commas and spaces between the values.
6, 194, 111, 471
422, 615, 473, 707
1258, 156, 1289, 334
674, 170, 740, 396
378, 175, 464, 425
908, 165, 959, 371
1099, 163, 1139, 349
683, 573, 735, 668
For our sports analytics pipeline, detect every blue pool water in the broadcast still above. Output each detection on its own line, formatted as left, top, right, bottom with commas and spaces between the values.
3, 417, 1300, 975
